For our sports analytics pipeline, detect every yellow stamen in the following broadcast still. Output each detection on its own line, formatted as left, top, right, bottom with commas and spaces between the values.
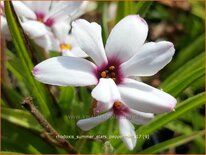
101, 71, 107, 78
37, 17, 44, 23
111, 72, 116, 78
60, 43, 72, 50
109, 66, 115, 71
114, 101, 122, 108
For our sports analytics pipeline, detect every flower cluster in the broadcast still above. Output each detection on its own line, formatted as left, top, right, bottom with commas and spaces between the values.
32, 13, 177, 150
1, 1, 94, 56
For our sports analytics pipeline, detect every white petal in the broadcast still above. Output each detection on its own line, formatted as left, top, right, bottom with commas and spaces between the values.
12, 1, 36, 19
33, 35, 53, 52
52, 22, 71, 42
63, 34, 88, 57
23, 1, 51, 15
105, 15, 148, 63
118, 117, 136, 150
63, 47, 88, 58
72, 19, 107, 66
118, 78, 177, 113
77, 111, 113, 131
70, 1, 97, 20
33, 56, 98, 86
121, 41, 175, 77
22, 21, 49, 38
92, 78, 120, 110
47, 36, 60, 52
46, 1, 83, 23
125, 109, 154, 125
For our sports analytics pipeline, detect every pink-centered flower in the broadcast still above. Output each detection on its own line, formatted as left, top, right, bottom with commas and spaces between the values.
77, 78, 154, 150
18, 1, 84, 27
33, 15, 177, 114
50, 22, 87, 57
1, 1, 48, 40
2, 1, 91, 53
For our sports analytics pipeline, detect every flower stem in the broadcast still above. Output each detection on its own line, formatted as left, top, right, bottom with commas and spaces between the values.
22, 97, 77, 154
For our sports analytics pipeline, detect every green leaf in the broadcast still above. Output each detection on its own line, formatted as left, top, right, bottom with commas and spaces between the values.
168, 34, 205, 72
101, 2, 109, 44
2, 120, 58, 154
2, 84, 23, 109
58, 87, 75, 114
139, 131, 204, 154
135, 1, 153, 17
116, 1, 153, 23
166, 120, 192, 135
189, 0, 205, 20
1, 107, 43, 132
161, 52, 204, 88
0, 152, 22, 154
4, 1, 59, 123
162, 66, 204, 97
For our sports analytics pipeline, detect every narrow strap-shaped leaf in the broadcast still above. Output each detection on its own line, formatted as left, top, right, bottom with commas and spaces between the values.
1, 107, 43, 132
168, 34, 204, 72
139, 130, 204, 154
161, 52, 204, 88
162, 67, 204, 97
4, 1, 58, 122
2, 120, 58, 153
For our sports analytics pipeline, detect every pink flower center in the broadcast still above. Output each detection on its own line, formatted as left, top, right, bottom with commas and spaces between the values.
96, 59, 123, 84
113, 101, 129, 116
35, 12, 54, 27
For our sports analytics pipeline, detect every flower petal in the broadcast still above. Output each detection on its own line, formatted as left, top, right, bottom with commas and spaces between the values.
33, 35, 53, 52
23, 1, 51, 15
46, 1, 83, 23
62, 47, 88, 58
92, 78, 120, 111
125, 109, 154, 125
72, 19, 107, 66
71, 1, 97, 20
52, 22, 71, 42
118, 117, 136, 150
22, 21, 49, 38
105, 15, 148, 63
12, 1, 36, 19
118, 78, 177, 113
33, 56, 98, 86
77, 111, 113, 131
121, 41, 175, 77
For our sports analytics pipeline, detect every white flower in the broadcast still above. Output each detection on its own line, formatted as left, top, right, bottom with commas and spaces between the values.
50, 22, 87, 57
2, 1, 89, 53
1, 2, 50, 49
18, 1, 84, 27
33, 15, 177, 114
77, 78, 154, 150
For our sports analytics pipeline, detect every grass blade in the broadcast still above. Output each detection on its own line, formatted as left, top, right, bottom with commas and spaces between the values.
139, 131, 204, 154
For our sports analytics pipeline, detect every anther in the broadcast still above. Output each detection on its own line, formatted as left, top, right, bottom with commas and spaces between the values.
111, 72, 116, 77
101, 71, 107, 78
60, 43, 72, 50
114, 101, 122, 108
109, 66, 115, 71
